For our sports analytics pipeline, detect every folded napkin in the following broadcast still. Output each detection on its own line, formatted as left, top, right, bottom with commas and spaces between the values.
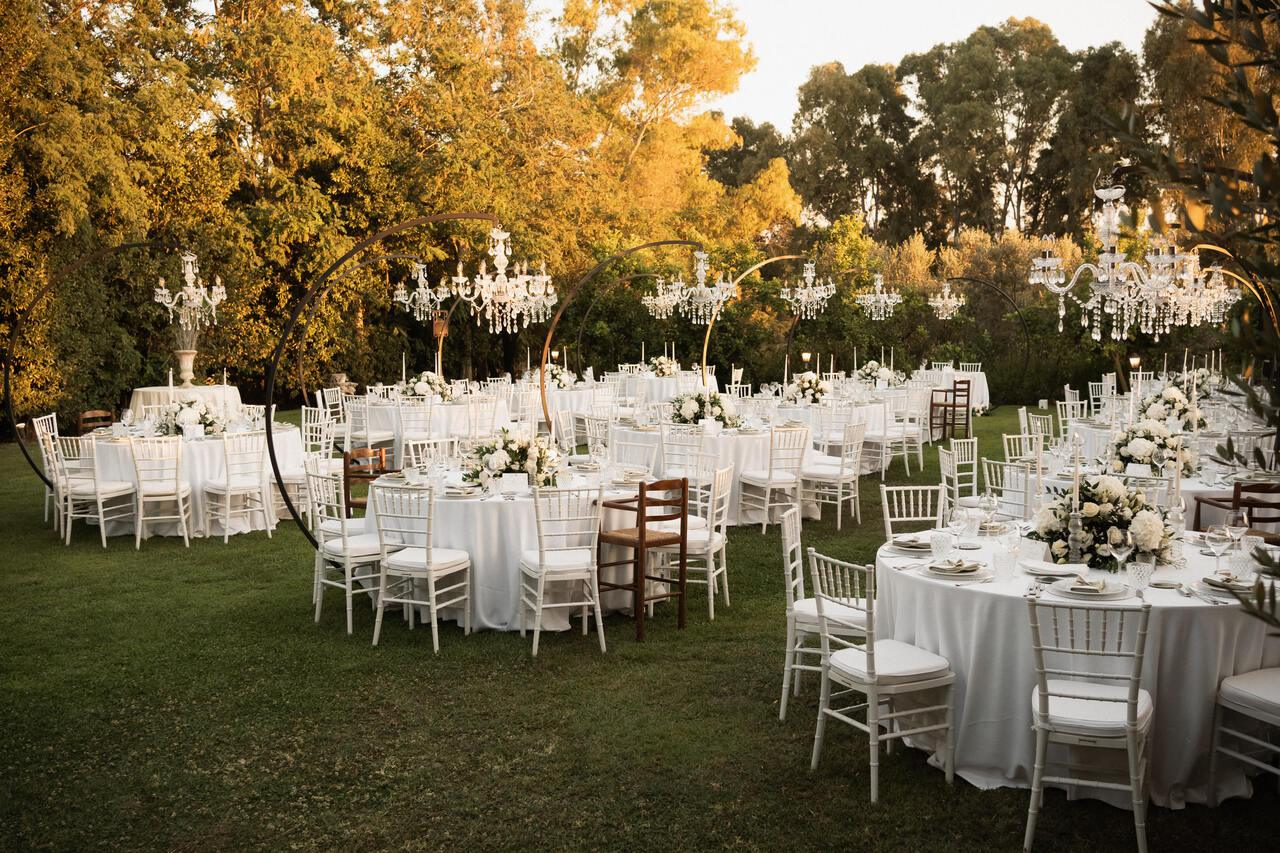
1203, 575, 1251, 592
893, 533, 932, 548
1070, 574, 1107, 593
929, 559, 981, 575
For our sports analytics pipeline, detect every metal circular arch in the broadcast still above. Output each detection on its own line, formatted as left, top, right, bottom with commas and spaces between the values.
700, 255, 805, 387
572, 272, 662, 373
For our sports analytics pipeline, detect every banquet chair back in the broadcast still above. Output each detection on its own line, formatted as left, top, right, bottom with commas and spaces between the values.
880, 484, 944, 539
344, 397, 393, 452
981, 458, 1034, 519
938, 448, 960, 510
240, 404, 266, 425
342, 447, 387, 515
141, 404, 170, 425
403, 437, 458, 469
57, 435, 136, 547
731, 367, 744, 384
552, 409, 578, 454
204, 431, 271, 544
1088, 381, 1106, 415
800, 421, 865, 529
366, 384, 395, 399
1056, 400, 1089, 444
931, 361, 954, 370
1023, 598, 1153, 852
610, 440, 658, 475
466, 395, 498, 439
661, 423, 710, 476
1196, 481, 1280, 530
301, 406, 336, 457
397, 398, 434, 443
1131, 371, 1153, 386
306, 458, 384, 635
584, 415, 610, 458
521, 486, 607, 655
958, 362, 981, 372
78, 409, 114, 433
1018, 405, 1030, 434
1027, 412, 1054, 445
320, 387, 345, 424
1003, 432, 1043, 463
1063, 385, 1080, 404
33, 413, 60, 527
598, 478, 689, 642
129, 435, 191, 548
509, 389, 540, 435
950, 437, 978, 496
726, 382, 752, 398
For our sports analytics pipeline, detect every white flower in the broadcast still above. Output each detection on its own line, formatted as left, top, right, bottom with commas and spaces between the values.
1081, 502, 1099, 518
680, 400, 698, 419
1094, 475, 1126, 503
413, 381, 429, 395
1144, 403, 1167, 421
1124, 437, 1155, 461
176, 407, 201, 426
1033, 506, 1060, 536
1050, 540, 1068, 558
1131, 510, 1164, 551
486, 450, 510, 471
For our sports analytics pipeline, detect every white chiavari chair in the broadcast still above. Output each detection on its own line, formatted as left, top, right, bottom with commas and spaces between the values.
981, 457, 1034, 520
610, 439, 658, 476
811, 400, 854, 456
582, 415, 610, 463
306, 457, 390, 635
808, 549, 955, 803
204, 431, 271, 544
402, 437, 459, 469
301, 406, 341, 474
32, 413, 60, 527
343, 397, 395, 454
507, 388, 540, 438
129, 435, 192, 548
1056, 400, 1089, 444
801, 422, 865, 530
931, 361, 953, 370
950, 436, 978, 497
880, 483, 943, 539
1028, 411, 1055, 447
519, 486, 606, 656
397, 397, 434, 445
465, 394, 498, 439
958, 362, 981, 372
552, 409, 578, 454
58, 435, 136, 547
655, 465, 733, 619
740, 425, 809, 534
1209, 666, 1280, 805
1088, 381, 1106, 417
141, 403, 169, 423
726, 382, 752, 399
1023, 598, 1153, 852
370, 483, 471, 651
1003, 432, 1044, 464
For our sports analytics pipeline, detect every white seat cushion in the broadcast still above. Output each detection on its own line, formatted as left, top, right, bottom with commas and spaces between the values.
655, 528, 725, 552
68, 479, 134, 498
652, 516, 709, 533
205, 475, 263, 493
1031, 680, 1154, 737
139, 480, 193, 497
1219, 668, 1280, 720
321, 533, 385, 560
792, 597, 867, 632
520, 547, 595, 573
801, 462, 853, 480
830, 639, 950, 685
351, 430, 396, 444
385, 546, 470, 573
740, 469, 798, 486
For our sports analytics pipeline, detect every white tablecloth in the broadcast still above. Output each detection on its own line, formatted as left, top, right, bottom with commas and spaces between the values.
875, 541, 1280, 809
93, 427, 303, 538
938, 369, 990, 411
619, 374, 718, 404
367, 398, 512, 460
128, 384, 242, 415
775, 402, 887, 475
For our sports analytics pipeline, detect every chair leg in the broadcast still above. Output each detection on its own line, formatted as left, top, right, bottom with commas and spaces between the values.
344, 565, 354, 635
719, 548, 730, 606
531, 574, 546, 657
463, 569, 472, 636
428, 576, 440, 654
1208, 702, 1223, 806
810, 668, 831, 771
944, 684, 955, 785
179, 495, 191, 548
135, 498, 144, 550
1024, 727, 1049, 852
779, 618, 796, 722
590, 574, 606, 653
633, 548, 646, 642
1130, 735, 1149, 853
372, 570, 387, 646
97, 498, 108, 548
868, 691, 880, 804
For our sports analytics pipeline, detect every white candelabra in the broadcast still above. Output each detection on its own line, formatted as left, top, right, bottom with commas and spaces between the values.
780, 261, 836, 320
855, 273, 902, 321
153, 252, 225, 388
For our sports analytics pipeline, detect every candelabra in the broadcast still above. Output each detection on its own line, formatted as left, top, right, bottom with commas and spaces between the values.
928, 281, 965, 320
678, 251, 734, 325
855, 274, 902, 321
153, 251, 225, 387
641, 276, 683, 320
780, 261, 836, 320
393, 262, 453, 322
451, 227, 557, 333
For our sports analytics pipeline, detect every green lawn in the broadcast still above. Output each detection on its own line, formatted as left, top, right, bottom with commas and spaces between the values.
1, 407, 1274, 851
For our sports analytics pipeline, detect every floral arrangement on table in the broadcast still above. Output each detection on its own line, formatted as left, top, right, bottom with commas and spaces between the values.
1173, 367, 1220, 399
463, 429, 562, 487
408, 370, 453, 401
1110, 418, 1196, 477
783, 371, 832, 404
670, 390, 741, 427
648, 355, 679, 377
856, 360, 881, 381
158, 397, 227, 436
1029, 474, 1174, 571
856, 360, 903, 386
539, 363, 577, 389
1138, 385, 1205, 431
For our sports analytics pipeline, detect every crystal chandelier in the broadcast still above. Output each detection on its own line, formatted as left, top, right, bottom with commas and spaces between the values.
642, 276, 682, 320
855, 274, 902, 321
928, 281, 965, 320
451, 227, 557, 333
678, 251, 734, 325
780, 261, 836, 320
154, 252, 225, 330
393, 262, 452, 322
1028, 186, 1240, 341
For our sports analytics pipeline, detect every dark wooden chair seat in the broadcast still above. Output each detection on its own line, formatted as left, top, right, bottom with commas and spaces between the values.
1194, 482, 1280, 530
343, 447, 388, 516
78, 409, 114, 433
599, 527, 682, 548
598, 478, 689, 642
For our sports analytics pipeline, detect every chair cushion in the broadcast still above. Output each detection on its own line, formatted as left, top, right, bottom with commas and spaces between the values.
1031, 680, 1154, 737
830, 639, 950, 685
352, 430, 396, 444
792, 597, 867, 632
740, 469, 798, 486
321, 533, 385, 560
68, 479, 134, 498
652, 516, 709, 532
1219, 668, 1280, 720
385, 546, 470, 572
655, 528, 725, 552
205, 476, 263, 493
139, 480, 193, 497
801, 462, 853, 480
519, 547, 595, 572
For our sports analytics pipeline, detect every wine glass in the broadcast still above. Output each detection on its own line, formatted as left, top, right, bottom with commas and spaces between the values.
120, 408, 134, 428
1205, 525, 1233, 575
946, 506, 969, 551
1224, 509, 1250, 559
1111, 529, 1134, 576
978, 490, 999, 531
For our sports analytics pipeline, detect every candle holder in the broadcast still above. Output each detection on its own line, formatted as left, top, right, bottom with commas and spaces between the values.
1067, 511, 1087, 564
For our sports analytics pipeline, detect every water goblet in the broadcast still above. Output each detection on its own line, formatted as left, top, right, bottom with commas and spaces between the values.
1204, 525, 1233, 576
1110, 529, 1134, 576
946, 507, 968, 551
1224, 509, 1249, 551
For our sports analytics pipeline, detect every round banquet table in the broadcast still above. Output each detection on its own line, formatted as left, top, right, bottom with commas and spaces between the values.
619, 374, 718, 404
543, 385, 596, 421
366, 397, 512, 442
935, 369, 991, 411
874, 540, 1280, 809
93, 426, 304, 539
128, 384, 242, 415
359, 475, 640, 632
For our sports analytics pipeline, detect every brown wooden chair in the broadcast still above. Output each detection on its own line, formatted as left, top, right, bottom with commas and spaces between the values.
342, 447, 387, 516
929, 389, 954, 442
1194, 481, 1280, 531
948, 380, 972, 439
78, 409, 114, 433
598, 478, 689, 642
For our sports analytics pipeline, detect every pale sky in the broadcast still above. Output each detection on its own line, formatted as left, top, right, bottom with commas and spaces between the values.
707, 0, 1161, 129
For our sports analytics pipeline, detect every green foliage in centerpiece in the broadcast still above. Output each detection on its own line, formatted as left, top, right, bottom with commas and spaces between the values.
1028, 474, 1173, 572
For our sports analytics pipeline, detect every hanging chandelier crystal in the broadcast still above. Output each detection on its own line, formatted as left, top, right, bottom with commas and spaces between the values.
780, 261, 836, 320
1028, 186, 1241, 341
451, 227, 557, 333
642, 276, 683, 320
855, 273, 902, 321
154, 251, 226, 331
393, 262, 453, 322
678, 251, 734, 325
928, 281, 965, 320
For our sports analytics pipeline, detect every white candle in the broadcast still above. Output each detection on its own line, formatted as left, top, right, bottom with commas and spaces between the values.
1163, 353, 1167, 376
222, 367, 227, 387
881, 346, 885, 363
784, 354, 789, 385
890, 347, 894, 371
1183, 348, 1188, 375
526, 347, 530, 374
1071, 433, 1081, 510
641, 341, 645, 362
401, 351, 406, 383
829, 353, 834, 374
854, 346, 858, 368
168, 369, 173, 389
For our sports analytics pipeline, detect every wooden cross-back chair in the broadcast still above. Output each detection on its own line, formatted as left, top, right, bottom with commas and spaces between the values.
342, 447, 388, 516
598, 477, 689, 642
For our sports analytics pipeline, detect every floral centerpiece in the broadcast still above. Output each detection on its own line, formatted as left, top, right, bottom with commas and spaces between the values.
463, 429, 561, 487
1110, 418, 1195, 477
158, 397, 227, 436
670, 390, 741, 427
537, 363, 577, 389
856, 360, 903, 386
1029, 474, 1173, 571
1173, 367, 1220, 399
856, 360, 881, 381
648, 355, 679, 377
784, 371, 831, 404
408, 370, 452, 401
1138, 385, 1205, 431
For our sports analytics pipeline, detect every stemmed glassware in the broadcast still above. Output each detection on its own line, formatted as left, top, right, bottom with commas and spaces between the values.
1205, 524, 1233, 575
120, 408, 134, 428
1224, 509, 1250, 562
978, 490, 999, 531
946, 506, 969, 553
1110, 529, 1134, 577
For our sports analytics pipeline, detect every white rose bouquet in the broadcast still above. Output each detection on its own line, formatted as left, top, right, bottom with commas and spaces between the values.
1139, 386, 1205, 431
1173, 367, 1217, 399
1028, 474, 1174, 571
648, 355, 679, 377
669, 390, 741, 427
875, 366, 904, 387
856, 360, 880, 381
784, 371, 832, 404
538, 363, 577, 389
159, 397, 226, 436
1110, 418, 1195, 477
410, 370, 452, 401
463, 429, 561, 487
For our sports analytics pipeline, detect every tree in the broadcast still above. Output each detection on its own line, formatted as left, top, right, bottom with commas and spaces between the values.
704, 116, 786, 188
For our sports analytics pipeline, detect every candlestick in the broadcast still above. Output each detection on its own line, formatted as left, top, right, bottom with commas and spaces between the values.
526, 347, 531, 374
1163, 353, 1167, 376
784, 354, 789, 385
222, 367, 227, 387
641, 341, 645, 362
1071, 432, 1081, 511
890, 346, 894, 372
881, 346, 885, 363
1183, 348, 1188, 375
854, 346, 858, 369
829, 353, 834, 375
168, 369, 173, 389
401, 351, 407, 383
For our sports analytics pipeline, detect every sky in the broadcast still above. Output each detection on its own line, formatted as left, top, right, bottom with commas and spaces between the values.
706, 0, 1161, 129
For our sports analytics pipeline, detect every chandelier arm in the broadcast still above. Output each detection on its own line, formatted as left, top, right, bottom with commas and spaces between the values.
946, 276, 1032, 406
266, 211, 499, 549
540, 241, 700, 429
1055, 262, 1103, 296
572, 273, 661, 374
1192, 243, 1279, 335
5, 239, 187, 488
700, 255, 804, 388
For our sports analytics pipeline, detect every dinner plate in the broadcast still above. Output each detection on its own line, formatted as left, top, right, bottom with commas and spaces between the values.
1046, 577, 1132, 601
891, 534, 933, 551
1020, 559, 1086, 578
923, 562, 990, 582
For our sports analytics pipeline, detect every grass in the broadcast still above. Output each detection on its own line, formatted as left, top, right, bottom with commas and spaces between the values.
0, 406, 1274, 851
